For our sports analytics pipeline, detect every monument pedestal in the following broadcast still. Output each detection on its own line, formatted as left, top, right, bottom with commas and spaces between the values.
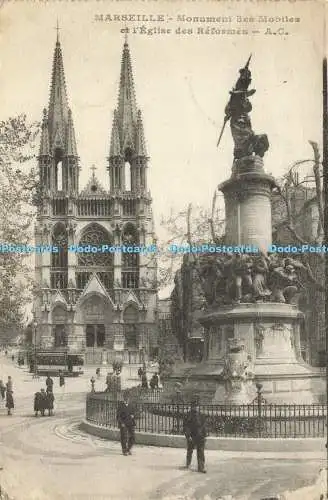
181, 303, 323, 404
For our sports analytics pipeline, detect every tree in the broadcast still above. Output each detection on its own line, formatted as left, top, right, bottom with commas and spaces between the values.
272, 141, 325, 365
0, 114, 40, 335
273, 141, 324, 292
157, 195, 225, 290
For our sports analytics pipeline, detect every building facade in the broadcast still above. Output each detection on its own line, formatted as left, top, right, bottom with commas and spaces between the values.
34, 34, 158, 365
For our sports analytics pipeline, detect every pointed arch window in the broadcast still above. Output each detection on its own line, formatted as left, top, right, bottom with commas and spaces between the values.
51, 224, 68, 289
123, 305, 138, 349
77, 225, 114, 290
121, 224, 139, 289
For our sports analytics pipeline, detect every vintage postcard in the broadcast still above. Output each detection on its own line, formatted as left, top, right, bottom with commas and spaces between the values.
0, 0, 326, 499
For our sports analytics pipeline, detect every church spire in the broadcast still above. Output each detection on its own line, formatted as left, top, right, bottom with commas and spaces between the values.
116, 38, 138, 149
108, 39, 149, 194
47, 31, 70, 147
38, 30, 79, 195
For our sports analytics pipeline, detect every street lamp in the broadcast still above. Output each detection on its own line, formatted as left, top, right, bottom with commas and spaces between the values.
33, 320, 38, 379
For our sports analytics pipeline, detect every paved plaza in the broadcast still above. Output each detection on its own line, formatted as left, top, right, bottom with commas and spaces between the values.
0, 354, 325, 500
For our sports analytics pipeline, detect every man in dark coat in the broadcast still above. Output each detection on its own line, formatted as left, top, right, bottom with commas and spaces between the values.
183, 398, 207, 473
46, 389, 55, 416
116, 391, 136, 456
46, 374, 54, 393
5, 390, 14, 416
39, 388, 48, 416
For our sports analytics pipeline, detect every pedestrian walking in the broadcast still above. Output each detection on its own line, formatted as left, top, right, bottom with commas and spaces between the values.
116, 391, 136, 456
183, 398, 207, 473
46, 389, 55, 416
46, 374, 54, 393
96, 367, 100, 379
6, 376, 13, 392
34, 389, 42, 416
59, 370, 65, 402
39, 388, 48, 416
5, 390, 14, 416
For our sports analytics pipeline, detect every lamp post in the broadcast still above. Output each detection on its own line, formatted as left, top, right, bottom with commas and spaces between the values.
33, 319, 38, 379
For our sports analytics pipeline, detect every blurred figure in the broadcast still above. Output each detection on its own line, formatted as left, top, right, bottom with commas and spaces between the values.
46, 389, 55, 416
6, 376, 13, 392
0, 380, 6, 401
6, 389, 14, 416
141, 371, 148, 389
34, 389, 42, 417
59, 370, 65, 402
39, 388, 47, 416
46, 374, 54, 393
149, 373, 159, 390
96, 367, 101, 379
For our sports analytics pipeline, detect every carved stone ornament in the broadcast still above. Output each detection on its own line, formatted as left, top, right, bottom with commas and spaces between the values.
222, 338, 254, 397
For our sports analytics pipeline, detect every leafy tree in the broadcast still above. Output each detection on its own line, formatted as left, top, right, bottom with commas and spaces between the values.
0, 114, 40, 335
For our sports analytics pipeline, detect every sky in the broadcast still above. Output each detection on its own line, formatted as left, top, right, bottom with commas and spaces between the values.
0, 0, 325, 300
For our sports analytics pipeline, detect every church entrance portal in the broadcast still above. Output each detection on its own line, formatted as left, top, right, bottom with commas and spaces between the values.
86, 324, 105, 348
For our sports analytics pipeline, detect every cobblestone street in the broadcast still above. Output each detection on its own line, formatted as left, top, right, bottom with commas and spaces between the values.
0, 354, 325, 500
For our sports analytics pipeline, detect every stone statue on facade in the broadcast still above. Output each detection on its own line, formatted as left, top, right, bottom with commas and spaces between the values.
222, 339, 255, 404
219, 56, 269, 164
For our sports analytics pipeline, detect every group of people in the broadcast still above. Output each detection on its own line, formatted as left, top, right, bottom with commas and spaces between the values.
0, 376, 14, 415
34, 372, 65, 416
117, 391, 207, 473
137, 365, 160, 390
34, 374, 56, 417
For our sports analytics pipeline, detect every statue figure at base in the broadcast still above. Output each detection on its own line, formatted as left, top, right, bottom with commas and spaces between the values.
221, 339, 255, 404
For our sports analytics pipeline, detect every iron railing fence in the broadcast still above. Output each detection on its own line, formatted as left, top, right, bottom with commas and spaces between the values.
86, 392, 327, 439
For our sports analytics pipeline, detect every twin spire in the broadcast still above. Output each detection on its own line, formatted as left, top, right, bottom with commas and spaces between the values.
110, 38, 147, 158
39, 29, 77, 157
39, 30, 147, 161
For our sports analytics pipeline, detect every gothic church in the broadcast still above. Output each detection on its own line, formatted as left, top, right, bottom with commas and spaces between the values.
34, 33, 158, 365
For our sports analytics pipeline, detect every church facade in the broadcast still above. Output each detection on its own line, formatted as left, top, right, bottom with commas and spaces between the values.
34, 34, 158, 365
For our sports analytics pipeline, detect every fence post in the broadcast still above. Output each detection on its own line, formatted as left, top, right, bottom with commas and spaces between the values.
256, 383, 263, 437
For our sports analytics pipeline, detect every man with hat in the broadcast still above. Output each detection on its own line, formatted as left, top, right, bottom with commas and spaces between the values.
183, 397, 207, 473
116, 391, 136, 456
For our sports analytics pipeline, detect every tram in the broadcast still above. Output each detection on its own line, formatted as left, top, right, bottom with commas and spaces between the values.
30, 349, 84, 377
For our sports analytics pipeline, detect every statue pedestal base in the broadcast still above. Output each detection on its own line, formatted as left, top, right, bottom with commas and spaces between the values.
168, 303, 324, 404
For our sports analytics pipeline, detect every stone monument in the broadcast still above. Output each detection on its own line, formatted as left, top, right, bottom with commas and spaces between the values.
168, 57, 323, 404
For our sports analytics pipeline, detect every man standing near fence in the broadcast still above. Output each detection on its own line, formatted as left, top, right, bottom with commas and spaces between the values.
116, 391, 136, 456
183, 397, 207, 473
